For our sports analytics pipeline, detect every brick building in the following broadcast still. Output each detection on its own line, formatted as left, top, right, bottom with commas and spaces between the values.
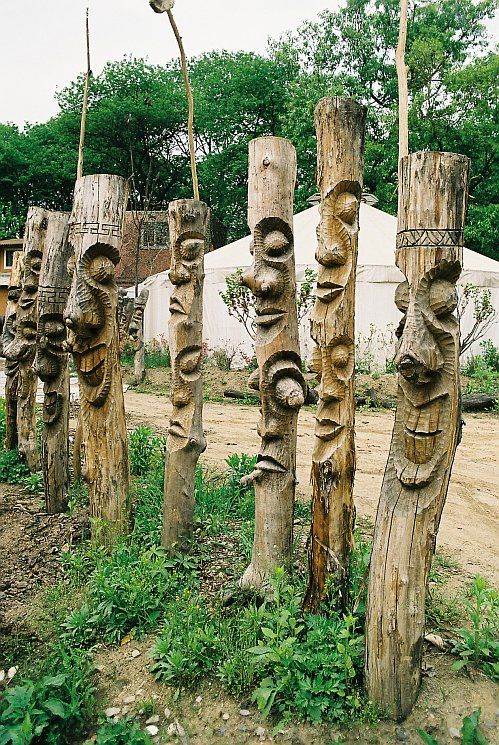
116, 210, 227, 288
0, 238, 23, 316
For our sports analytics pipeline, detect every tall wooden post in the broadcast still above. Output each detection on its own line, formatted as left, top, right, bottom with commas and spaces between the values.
304, 98, 366, 612
129, 288, 149, 385
4, 208, 49, 471
163, 199, 208, 551
34, 212, 72, 513
2, 251, 24, 451
239, 137, 306, 593
118, 288, 135, 352
65, 174, 130, 543
366, 151, 469, 720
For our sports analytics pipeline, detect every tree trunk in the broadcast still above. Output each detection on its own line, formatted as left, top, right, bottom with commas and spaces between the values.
304, 97, 366, 612
163, 199, 208, 551
2, 251, 24, 451
239, 137, 306, 593
366, 151, 469, 720
34, 211, 71, 513
65, 174, 130, 544
129, 288, 149, 385
4, 208, 51, 471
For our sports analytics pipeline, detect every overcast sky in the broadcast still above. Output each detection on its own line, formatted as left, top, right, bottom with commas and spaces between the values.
1, 1, 497, 127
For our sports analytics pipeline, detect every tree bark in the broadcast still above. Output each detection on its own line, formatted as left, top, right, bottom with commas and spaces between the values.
129, 288, 149, 385
304, 97, 366, 612
366, 151, 470, 720
65, 174, 130, 544
396, 0, 409, 164
239, 137, 307, 593
34, 211, 71, 513
1, 251, 24, 451
163, 199, 208, 551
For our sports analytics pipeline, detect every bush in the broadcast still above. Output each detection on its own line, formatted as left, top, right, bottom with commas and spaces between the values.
462, 341, 499, 395
144, 336, 170, 368
89, 719, 153, 744
451, 576, 498, 680
0, 450, 30, 483
129, 426, 165, 477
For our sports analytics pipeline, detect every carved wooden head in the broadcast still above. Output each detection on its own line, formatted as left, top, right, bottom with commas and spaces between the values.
2, 251, 23, 376
241, 218, 294, 346
128, 288, 149, 351
65, 174, 127, 407
149, 0, 175, 12
168, 343, 203, 449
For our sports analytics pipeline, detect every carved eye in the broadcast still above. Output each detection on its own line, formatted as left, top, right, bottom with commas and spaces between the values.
44, 320, 66, 337
180, 238, 203, 262
429, 279, 457, 316
22, 324, 37, 340
178, 347, 202, 375
395, 281, 409, 313
89, 256, 115, 283
30, 256, 42, 273
263, 230, 290, 257
335, 193, 358, 225
331, 344, 350, 369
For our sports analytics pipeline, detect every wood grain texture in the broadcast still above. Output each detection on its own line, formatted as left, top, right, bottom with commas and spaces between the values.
1, 251, 24, 451
365, 151, 469, 720
239, 137, 306, 593
304, 97, 366, 612
65, 174, 130, 544
163, 199, 208, 551
34, 211, 71, 513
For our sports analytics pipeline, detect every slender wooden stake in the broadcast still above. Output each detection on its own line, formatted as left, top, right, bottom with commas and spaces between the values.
149, 0, 199, 199
1, 251, 24, 450
34, 212, 72, 513
303, 97, 366, 612
65, 174, 130, 544
129, 288, 150, 385
396, 0, 409, 164
77, 5, 91, 180
163, 199, 208, 551
366, 151, 469, 720
239, 137, 306, 593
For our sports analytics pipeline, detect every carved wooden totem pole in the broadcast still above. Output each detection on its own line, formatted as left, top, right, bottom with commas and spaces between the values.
2, 251, 24, 450
366, 152, 469, 720
34, 212, 72, 513
304, 98, 366, 611
117, 288, 135, 352
163, 199, 208, 551
4, 208, 49, 471
239, 137, 307, 593
65, 174, 130, 543
129, 288, 149, 385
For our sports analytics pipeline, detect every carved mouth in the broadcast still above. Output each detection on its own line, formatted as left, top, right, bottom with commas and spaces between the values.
43, 391, 61, 424
169, 297, 187, 315
168, 420, 187, 438
78, 345, 106, 387
255, 309, 286, 327
315, 418, 344, 441
395, 394, 448, 486
255, 455, 286, 473
316, 283, 343, 303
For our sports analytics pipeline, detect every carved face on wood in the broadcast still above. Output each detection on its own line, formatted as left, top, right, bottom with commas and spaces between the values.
35, 289, 70, 424
65, 242, 120, 407
253, 352, 305, 476
128, 289, 149, 352
168, 344, 203, 448
241, 218, 294, 346
392, 259, 461, 487
314, 183, 359, 311
4, 244, 44, 367
169, 232, 204, 317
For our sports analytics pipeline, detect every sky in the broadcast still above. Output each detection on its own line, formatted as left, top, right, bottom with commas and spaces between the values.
1, 1, 497, 127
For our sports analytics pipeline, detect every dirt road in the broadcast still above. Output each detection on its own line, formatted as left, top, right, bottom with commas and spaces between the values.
123, 390, 499, 584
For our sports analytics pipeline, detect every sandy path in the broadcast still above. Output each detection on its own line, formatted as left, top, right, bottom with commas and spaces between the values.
124, 390, 499, 584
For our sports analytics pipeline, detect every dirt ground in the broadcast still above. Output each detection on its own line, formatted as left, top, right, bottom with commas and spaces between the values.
123, 386, 499, 586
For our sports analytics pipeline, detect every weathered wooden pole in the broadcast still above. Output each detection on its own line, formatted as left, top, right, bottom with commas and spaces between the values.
129, 288, 149, 385
163, 199, 208, 551
304, 97, 366, 612
4, 208, 49, 471
2, 251, 24, 450
34, 212, 72, 513
118, 288, 135, 353
239, 137, 306, 593
366, 151, 469, 720
65, 174, 130, 543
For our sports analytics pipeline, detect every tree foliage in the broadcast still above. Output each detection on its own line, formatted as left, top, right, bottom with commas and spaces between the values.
0, 0, 497, 259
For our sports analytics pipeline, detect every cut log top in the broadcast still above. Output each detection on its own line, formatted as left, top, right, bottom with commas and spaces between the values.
247, 137, 296, 231
68, 174, 128, 255
315, 97, 367, 191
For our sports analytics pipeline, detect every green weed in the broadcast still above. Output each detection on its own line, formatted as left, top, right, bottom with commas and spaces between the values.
129, 426, 165, 477
418, 708, 488, 744
451, 576, 498, 679
87, 718, 153, 744
0, 450, 30, 483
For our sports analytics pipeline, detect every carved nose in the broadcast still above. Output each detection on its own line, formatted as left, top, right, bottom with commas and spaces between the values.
398, 354, 419, 379
65, 316, 76, 330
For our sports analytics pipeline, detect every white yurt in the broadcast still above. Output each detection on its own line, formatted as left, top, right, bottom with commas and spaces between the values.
137, 203, 499, 366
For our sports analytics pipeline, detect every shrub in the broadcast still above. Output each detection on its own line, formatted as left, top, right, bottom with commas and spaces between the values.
89, 719, 153, 744
144, 336, 170, 368
129, 426, 165, 476
451, 576, 498, 680
0, 450, 30, 483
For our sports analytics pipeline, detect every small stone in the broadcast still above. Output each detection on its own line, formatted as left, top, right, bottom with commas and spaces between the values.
123, 695, 136, 704
240, 709, 251, 716
222, 713, 230, 721
130, 649, 141, 658
7, 667, 17, 680
195, 695, 202, 704
255, 726, 266, 738
0, 671, 5, 683
145, 725, 159, 736
176, 721, 186, 737
449, 727, 461, 739
121, 706, 130, 715
105, 707, 121, 717
164, 707, 171, 718
146, 715, 160, 725
95, 664, 104, 673
167, 723, 177, 736
237, 723, 248, 732
136, 688, 145, 696
395, 729, 409, 742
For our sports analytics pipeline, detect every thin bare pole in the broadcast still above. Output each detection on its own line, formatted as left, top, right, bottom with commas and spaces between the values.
167, 9, 199, 200
77, 5, 91, 179
396, 0, 409, 165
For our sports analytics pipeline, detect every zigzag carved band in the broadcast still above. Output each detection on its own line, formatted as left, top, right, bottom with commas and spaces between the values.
69, 222, 122, 239
396, 228, 464, 249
